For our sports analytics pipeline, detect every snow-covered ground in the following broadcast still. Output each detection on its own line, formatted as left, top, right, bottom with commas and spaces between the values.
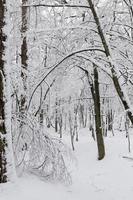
1, 129, 133, 200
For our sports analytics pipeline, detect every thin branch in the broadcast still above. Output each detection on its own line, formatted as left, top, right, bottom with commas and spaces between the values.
123, 156, 133, 160
34, 79, 55, 117
77, 54, 112, 77
22, 4, 90, 9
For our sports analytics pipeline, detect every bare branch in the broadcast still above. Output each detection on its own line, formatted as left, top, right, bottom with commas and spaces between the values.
22, 4, 90, 9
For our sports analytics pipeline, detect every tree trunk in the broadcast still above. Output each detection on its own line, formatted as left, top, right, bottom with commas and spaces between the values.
77, 66, 105, 159
93, 67, 105, 160
87, 0, 133, 125
0, 0, 15, 183
55, 98, 58, 132
20, 0, 28, 116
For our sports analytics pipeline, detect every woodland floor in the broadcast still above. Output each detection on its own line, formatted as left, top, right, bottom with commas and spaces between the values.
1, 128, 133, 200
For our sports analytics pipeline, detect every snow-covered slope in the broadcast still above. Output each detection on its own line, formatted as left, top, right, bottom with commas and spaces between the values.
1, 129, 133, 200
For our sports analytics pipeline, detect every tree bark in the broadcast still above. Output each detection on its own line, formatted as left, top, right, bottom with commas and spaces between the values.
77, 66, 105, 160
0, 0, 15, 183
0, 0, 8, 183
93, 67, 105, 160
20, 0, 28, 115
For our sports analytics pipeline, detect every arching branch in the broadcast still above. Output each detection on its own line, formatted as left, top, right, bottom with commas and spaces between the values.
34, 79, 55, 117
27, 48, 105, 110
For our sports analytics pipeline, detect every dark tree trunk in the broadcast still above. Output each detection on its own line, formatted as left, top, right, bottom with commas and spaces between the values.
20, 0, 28, 115
0, 0, 8, 183
40, 109, 44, 125
93, 67, 105, 160
55, 99, 58, 132
77, 66, 105, 159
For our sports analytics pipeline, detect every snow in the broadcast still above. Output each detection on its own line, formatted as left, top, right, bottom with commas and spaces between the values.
1, 128, 133, 200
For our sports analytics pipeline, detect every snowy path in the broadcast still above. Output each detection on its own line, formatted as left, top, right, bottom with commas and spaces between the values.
1, 129, 133, 200
70, 131, 133, 200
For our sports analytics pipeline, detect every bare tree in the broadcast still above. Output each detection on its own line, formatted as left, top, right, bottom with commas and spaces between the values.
20, 0, 28, 116
93, 67, 105, 159
77, 65, 105, 160
0, 0, 15, 183
87, 0, 133, 125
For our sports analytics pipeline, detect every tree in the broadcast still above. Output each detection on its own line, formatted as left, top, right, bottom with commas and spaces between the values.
20, 0, 28, 117
93, 67, 105, 160
0, 0, 15, 183
77, 65, 105, 160
87, 0, 133, 125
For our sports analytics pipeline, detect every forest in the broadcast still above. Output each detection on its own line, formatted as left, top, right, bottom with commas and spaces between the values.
0, 0, 133, 199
